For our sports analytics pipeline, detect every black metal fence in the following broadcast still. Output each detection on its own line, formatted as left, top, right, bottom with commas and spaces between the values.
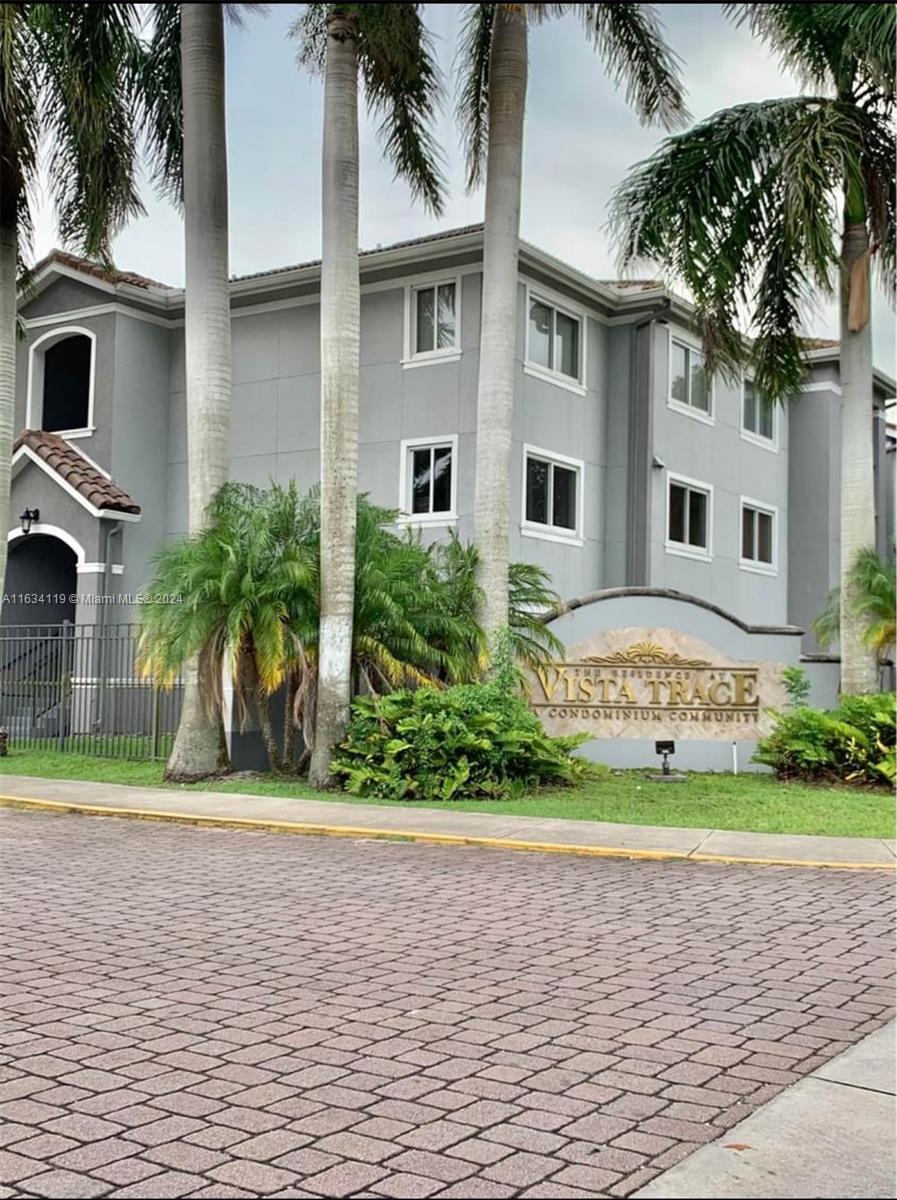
0, 623, 183, 760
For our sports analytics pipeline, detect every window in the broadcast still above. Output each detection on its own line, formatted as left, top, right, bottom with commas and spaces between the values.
667, 475, 711, 556
400, 437, 457, 522
523, 446, 582, 539
741, 501, 776, 569
412, 281, 457, 356
27, 328, 96, 435
527, 295, 582, 382
742, 378, 775, 442
670, 339, 710, 416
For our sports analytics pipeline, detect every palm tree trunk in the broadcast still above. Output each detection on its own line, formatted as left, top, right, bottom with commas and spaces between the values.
0, 213, 16, 604
473, 7, 527, 651
838, 213, 879, 696
165, 3, 232, 781
309, 10, 360, 789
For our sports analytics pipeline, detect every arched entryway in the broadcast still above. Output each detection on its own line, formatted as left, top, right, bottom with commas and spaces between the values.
2, 534, 77, 627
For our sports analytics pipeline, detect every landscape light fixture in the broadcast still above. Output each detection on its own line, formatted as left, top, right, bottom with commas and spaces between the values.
650, 739, 687, 783
19, 507, 39, 536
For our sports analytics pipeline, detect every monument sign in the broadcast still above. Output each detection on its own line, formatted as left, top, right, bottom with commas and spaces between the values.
527, 627, 787, 741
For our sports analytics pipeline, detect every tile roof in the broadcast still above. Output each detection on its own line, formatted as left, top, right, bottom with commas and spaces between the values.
32, 249, 170, 291
14, 430, 141, 515
799, 337, 840, 350
597, 279, 665, 291
229, 223, 488, 283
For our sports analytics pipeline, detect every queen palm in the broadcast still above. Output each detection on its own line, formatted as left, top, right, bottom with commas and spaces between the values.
294, 3, 444, 787
0, 2, 142, 604
144, 4, 263, 779
457, 3, 686, 650
611, 3, 894, 695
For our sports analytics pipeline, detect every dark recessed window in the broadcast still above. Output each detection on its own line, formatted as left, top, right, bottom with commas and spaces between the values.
742, 503, 774, 565
668, 479, 710, 552
743, 379, 775, 441
527, 296, 581, 382
406, 441, 454, 518
670, 340, 710, 414
525, 453, 579, 534
42, 334, 92, 432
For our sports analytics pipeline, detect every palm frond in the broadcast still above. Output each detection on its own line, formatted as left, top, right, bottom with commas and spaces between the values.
0, 3, 40, 254
30, 2, 144, 261
581, 3, 688, 131
141, 1, 183, 205
610, 96, 885, 399
454, 2, 494, 190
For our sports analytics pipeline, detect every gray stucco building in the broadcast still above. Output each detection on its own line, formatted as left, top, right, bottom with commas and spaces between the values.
6, 224, 895, 650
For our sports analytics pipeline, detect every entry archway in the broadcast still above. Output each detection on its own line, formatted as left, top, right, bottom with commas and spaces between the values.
2, 533, 78, 627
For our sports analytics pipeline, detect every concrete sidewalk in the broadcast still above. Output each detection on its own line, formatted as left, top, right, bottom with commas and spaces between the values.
0, 772, 894, 868
635, 1023, 896, 1198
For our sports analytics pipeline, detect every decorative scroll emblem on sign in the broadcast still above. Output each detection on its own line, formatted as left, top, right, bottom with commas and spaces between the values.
585, 641, 711, 668
525, 627, 787, 742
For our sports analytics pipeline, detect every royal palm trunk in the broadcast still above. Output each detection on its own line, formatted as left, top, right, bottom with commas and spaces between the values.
309, 11, 360, 787
0, 216, 15, 604
838, 214, 879, 695
473, 7, 527, 648
166, 3, 232, 779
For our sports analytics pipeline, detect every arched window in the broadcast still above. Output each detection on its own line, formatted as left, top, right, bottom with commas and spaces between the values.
27, 327, 96, 435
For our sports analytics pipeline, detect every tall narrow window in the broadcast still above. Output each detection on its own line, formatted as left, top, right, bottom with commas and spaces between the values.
402, 438, 456, 520
667, 477, 711, 554
527, 295, 582, 383
742, 379, 775, 441
524, 449, 581, 537
413, 281, 457, 355
669, 339, 710, 415
41, 334, 92, 432
741, 502, 775, 567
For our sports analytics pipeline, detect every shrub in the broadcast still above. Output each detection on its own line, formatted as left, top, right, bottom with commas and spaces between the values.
781, 665, 811, 707
332, 679, 597, 801
755, 692, 896, 786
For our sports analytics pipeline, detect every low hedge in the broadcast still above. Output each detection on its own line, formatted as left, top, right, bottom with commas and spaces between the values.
754, 692, 896, 786
332, 679, 596, 801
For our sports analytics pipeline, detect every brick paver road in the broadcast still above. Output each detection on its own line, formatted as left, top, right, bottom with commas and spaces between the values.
1, 810, 893, 1200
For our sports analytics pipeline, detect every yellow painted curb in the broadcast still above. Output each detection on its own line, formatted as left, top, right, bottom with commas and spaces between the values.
1, 793, 894, 872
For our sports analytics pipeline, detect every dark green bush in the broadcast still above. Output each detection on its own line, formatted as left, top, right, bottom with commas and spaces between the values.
332, 679, 597, 801
755, 693, 896, 786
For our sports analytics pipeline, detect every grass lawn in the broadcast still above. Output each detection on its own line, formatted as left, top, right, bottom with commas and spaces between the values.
1, 747, 893, 839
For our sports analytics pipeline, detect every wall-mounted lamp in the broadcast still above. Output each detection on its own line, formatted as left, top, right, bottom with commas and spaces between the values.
19, 507, 39, 535
652, 456, 666, 470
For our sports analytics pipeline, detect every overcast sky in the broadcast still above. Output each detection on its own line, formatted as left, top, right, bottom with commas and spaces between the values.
30, 3, 894, 370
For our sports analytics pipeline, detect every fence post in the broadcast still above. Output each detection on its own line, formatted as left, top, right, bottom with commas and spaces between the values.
151, 685, 162, 760
57, 620, 72, 753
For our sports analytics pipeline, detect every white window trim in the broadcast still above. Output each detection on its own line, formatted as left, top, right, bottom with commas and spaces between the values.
26, 325, 97, 437
398, 434, 458, 525
739, 495, 778, 575
521, 443, 585, 545
667, 330, 714, 425
524, 285, 587, 394
402, 274, 462, 367
665, 471, 713, 562
740, 377, 779, 451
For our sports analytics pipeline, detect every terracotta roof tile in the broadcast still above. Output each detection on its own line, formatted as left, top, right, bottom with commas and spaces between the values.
799, 337, 840, 350
14, 430, 141, 515
33, 249, 170, 291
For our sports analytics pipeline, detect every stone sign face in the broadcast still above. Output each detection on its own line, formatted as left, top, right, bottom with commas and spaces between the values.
526, 627, 787, 741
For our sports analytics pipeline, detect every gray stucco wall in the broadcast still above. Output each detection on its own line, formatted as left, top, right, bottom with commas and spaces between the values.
648, 321, 790, 626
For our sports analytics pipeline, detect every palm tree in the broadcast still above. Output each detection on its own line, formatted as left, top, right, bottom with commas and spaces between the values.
611, 3, 894, 696
0, 2, 142, 604
813, 545, 896, 677
143, 4, 265, 779
294, 3, 444, 787
456, 3, 686, 650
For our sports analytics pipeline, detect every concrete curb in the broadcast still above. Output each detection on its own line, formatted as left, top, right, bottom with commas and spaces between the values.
2, 793, 894, 872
